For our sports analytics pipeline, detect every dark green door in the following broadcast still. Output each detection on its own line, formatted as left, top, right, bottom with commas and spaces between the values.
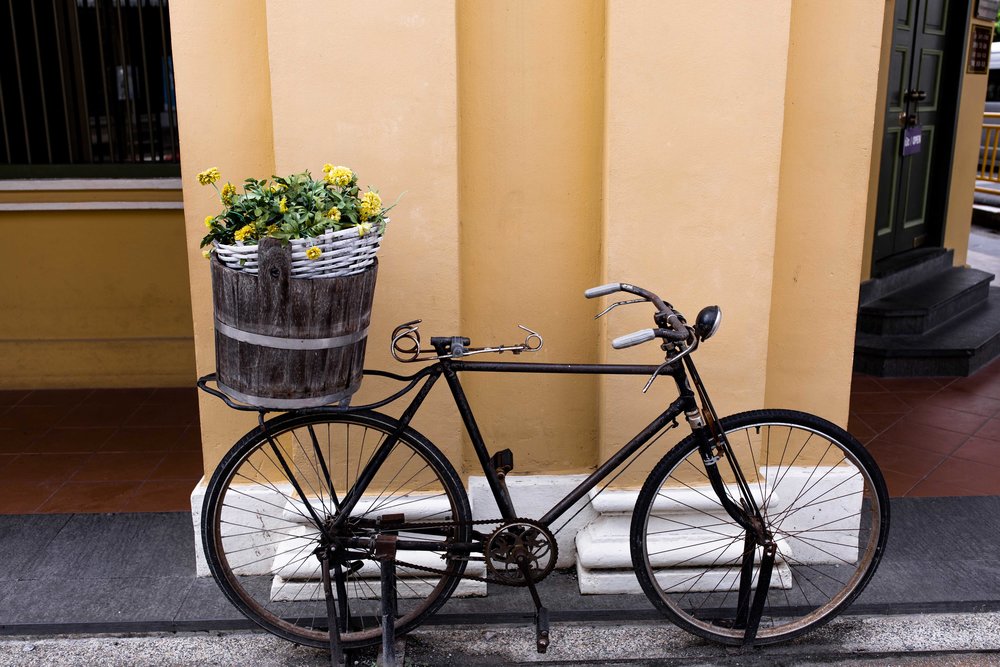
873, 0, 965, 265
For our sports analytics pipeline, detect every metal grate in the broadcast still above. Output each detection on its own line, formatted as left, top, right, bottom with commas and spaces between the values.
0, 0, 179, 177
977, 113, 1000, 194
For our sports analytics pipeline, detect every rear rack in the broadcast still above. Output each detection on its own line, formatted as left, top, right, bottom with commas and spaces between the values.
196, 367, 435, 414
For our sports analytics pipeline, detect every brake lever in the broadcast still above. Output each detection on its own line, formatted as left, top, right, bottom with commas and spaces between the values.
594, 298, 646, 320
642, 329, 698, 393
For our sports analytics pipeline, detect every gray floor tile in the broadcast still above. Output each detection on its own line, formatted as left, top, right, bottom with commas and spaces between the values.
0, 576, 194, 625
171, 577, 246, 622
0, 514, 72, 580
888, 497, 1000, 561
858, 557, 1000, 605
24, 513, 194, 580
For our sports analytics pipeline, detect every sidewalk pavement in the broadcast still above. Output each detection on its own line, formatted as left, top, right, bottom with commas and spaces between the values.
2, 495, 1000, 664
3, 613, 1000, 666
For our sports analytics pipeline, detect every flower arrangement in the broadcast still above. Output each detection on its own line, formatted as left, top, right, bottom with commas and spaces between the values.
196, 165, 395, 278
198, 164, 393, 250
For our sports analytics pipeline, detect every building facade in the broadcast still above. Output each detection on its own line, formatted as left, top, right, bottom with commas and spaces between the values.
1, 1, 993, 587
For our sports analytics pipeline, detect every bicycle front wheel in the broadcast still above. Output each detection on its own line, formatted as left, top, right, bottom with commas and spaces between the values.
630, 409, 889, 645
202, 409, 471, 649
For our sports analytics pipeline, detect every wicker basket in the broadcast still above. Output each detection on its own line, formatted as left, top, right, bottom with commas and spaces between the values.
213, 224, 384, 279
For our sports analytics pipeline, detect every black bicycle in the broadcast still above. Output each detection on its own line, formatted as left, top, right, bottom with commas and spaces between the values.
199, 281, 889, 655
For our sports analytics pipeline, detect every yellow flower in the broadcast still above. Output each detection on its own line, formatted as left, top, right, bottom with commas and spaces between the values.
358, 190, 382, 222
322, 163, 334, 173
266, 224, 278, 235
204, 215, 214, 228
357, 222, 373, 237
279, 197, 288, 214
326, 207, 342, 222
234, 224, 254, 242
202, 248, 212, 259
221, 182, 236, 205
197, 167, 221, 186
324, 166, 353, 187
306, 246, 322, 260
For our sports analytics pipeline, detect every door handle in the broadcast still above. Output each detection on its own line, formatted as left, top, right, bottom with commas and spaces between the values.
904, 89, 927, 102
898, 112, 919, 127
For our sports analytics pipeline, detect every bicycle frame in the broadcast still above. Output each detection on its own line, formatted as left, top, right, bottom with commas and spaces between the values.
329, 353, 758, 538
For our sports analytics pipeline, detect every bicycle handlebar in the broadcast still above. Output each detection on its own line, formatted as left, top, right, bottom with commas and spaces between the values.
584, 283, 622, 299
586, 281, 691, 350
611, 329, 657, 349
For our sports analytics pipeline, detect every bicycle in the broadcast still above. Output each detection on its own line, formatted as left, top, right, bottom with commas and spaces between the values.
198, 281, 889, 659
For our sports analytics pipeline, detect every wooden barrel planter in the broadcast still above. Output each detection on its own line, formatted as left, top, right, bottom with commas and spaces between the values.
210, 237, 377, 409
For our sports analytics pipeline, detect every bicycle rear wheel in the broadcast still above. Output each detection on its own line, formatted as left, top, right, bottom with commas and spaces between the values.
630, 409, 889, 645
202, 409, 471, 649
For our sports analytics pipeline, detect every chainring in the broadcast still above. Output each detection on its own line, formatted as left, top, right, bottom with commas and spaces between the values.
484, 519, 558, 587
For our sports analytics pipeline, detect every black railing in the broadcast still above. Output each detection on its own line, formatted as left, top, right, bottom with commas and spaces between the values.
0, 0, 179, 178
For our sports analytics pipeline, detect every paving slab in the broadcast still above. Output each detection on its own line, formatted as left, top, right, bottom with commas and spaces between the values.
3, 613, 1000, 666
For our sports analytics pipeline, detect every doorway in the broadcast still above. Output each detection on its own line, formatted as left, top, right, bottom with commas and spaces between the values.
872, 0, 967, 268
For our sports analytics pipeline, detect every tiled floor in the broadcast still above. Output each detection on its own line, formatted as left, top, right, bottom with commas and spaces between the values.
2, 361, 1000, 514
0, 388, 202, 514
849, 356, 1000, 497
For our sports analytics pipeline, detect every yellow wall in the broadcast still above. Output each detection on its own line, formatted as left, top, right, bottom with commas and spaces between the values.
765, 2, 886, 419
0, 197, 194, 388
457, 0, 604, 475
600, 2, 791, 477
171, 1, 888, 480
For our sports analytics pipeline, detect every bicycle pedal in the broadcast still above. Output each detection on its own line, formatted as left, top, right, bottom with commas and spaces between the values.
535, 606, 549, 653
490, 449, 514, 477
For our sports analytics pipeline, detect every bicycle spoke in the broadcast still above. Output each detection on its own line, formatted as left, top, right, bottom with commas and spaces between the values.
634, 412, 886, 645
204, 412, 470, 649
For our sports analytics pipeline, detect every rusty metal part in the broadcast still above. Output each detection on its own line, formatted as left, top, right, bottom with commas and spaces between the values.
484, 520, 558, 587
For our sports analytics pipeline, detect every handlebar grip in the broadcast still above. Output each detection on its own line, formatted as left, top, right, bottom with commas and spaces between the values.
585, 283, 622, 299
612, 329, 657, 349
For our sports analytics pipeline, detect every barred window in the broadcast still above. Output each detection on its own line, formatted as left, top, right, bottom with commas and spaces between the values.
0, 0, 179, 178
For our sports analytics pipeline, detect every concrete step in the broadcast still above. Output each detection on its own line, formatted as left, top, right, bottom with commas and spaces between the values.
854, 287, 1000, 377
857, 267, 995, 336
860, 248, 954, 305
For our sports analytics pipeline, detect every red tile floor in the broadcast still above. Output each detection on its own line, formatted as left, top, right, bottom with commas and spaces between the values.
3, 361, 1000, 514
848, 356, 1000, 497
0, 387, 202, 513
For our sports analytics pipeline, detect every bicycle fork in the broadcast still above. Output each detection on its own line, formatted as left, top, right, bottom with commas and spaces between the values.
694, 420, 777, 646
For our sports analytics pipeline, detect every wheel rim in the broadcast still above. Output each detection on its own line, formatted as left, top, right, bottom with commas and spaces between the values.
205, 414, 468, 647
639, 419, 885, 642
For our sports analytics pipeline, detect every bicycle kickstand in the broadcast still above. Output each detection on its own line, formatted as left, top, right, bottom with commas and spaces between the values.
742, 540, 778, 648
374, 535, 400, 667
319, 549, 346, 667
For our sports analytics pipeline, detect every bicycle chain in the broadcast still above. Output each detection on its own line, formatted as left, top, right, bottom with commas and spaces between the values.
375, 516, 549, 586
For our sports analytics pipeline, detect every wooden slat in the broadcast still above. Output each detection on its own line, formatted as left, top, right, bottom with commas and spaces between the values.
211, 238, 378, 406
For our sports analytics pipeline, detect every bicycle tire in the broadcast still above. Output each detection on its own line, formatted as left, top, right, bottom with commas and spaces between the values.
202, 409, 472, 649
630, 409, 889, 645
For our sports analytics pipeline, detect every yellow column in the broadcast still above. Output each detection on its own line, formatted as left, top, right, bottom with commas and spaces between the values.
457, 0, 606, 474
264, 0, 462, 463
171, 0, 277, 472
602, 2, 792, 480
174, 0, 462, 474
765, 2, 887, 422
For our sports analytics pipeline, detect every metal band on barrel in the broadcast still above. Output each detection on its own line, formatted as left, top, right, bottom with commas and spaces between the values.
216, 380, 362, 409
214, 319, 368, 350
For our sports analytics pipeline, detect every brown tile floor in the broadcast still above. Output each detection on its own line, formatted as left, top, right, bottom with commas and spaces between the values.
0, 388, 202, 514
849, 355, 1000, 497
3, 360, 1000, 514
